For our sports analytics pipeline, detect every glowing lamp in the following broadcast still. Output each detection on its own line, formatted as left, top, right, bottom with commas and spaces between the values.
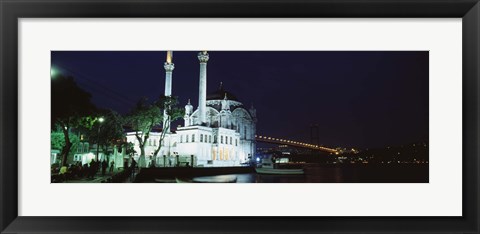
166, 51, 173, 64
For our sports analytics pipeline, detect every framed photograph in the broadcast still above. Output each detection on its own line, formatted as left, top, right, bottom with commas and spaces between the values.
1, 0, 478, 233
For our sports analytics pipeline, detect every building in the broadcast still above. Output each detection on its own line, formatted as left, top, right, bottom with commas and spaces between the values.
126, 51, 257, 167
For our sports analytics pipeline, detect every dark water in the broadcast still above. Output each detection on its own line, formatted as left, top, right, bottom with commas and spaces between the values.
202, 164, 429, 183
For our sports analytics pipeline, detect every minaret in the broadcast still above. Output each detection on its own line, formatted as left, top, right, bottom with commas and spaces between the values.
249, 103, 257, 120
197, 51, 209, 125
163, 51, 175, 132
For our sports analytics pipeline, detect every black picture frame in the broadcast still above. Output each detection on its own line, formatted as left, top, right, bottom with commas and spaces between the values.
1, 0, 479, 233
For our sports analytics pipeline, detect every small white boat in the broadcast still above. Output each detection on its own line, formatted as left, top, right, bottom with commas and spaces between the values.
193, 175, 237, 183
255, 156, 305, 175
175, 175, 238, 183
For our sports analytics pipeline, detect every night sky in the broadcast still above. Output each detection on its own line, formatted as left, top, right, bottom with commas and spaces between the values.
51, 51, 428, 149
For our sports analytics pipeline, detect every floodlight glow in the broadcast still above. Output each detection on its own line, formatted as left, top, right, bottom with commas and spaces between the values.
98, 117, 105, 123
50, 67, 58, 78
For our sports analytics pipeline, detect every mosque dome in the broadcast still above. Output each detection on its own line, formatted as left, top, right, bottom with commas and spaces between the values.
207, 82, 239, 101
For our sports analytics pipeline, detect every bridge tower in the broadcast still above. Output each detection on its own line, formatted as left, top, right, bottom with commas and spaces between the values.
310, 124, 320, 146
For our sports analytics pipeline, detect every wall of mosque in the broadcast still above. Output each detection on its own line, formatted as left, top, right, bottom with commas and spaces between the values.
126, 132, 165, 157
176, 126, 213, 163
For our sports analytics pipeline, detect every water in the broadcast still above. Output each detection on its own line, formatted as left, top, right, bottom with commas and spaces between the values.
200, 164, 429, 183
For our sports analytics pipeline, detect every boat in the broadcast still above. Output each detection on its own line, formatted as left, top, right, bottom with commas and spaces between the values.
255, 156, 305, 175
192, 175, 237, 183
154, 178, 177, 183
175, 178, 192, 183
175, 175, 238, 183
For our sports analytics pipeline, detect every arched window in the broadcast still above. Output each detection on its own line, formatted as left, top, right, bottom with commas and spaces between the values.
200, 134, 203, 143
230, 137, 232, 145
77, 143, 82, 153
221, 136, 223, 144
209, 135, 212, 143
235, 139, 238, 146
192, 134, 195, 142
186, 135, 189, 143
214, 135, 217, 143
180, 135, 183, 143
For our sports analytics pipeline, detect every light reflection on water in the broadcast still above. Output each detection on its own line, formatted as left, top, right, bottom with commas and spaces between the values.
195, 165, 428, 183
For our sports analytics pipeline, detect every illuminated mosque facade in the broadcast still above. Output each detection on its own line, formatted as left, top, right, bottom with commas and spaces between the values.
126, 51, 257, 167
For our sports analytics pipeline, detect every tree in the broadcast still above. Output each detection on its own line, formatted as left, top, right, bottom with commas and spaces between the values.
125, 96, 184, 168
151, 96, 184, 164
124, 142, 136, 158
51, 75, 97, 166
125, 97, 163, 167
88, 110, 125, 161
51, 128, 80, 163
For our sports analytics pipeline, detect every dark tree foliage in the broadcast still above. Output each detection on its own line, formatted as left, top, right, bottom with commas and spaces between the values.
89, 109, 125, 160
51, 75, 97, 166
125, 142, 136, 157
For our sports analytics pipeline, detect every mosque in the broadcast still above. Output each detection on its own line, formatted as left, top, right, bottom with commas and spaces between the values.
126, 51, 257, 167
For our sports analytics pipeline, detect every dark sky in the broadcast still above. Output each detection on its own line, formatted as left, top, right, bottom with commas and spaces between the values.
51, 51, 428, 149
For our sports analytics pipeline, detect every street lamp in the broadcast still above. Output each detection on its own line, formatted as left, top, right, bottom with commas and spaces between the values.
95, 117, 105, 161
